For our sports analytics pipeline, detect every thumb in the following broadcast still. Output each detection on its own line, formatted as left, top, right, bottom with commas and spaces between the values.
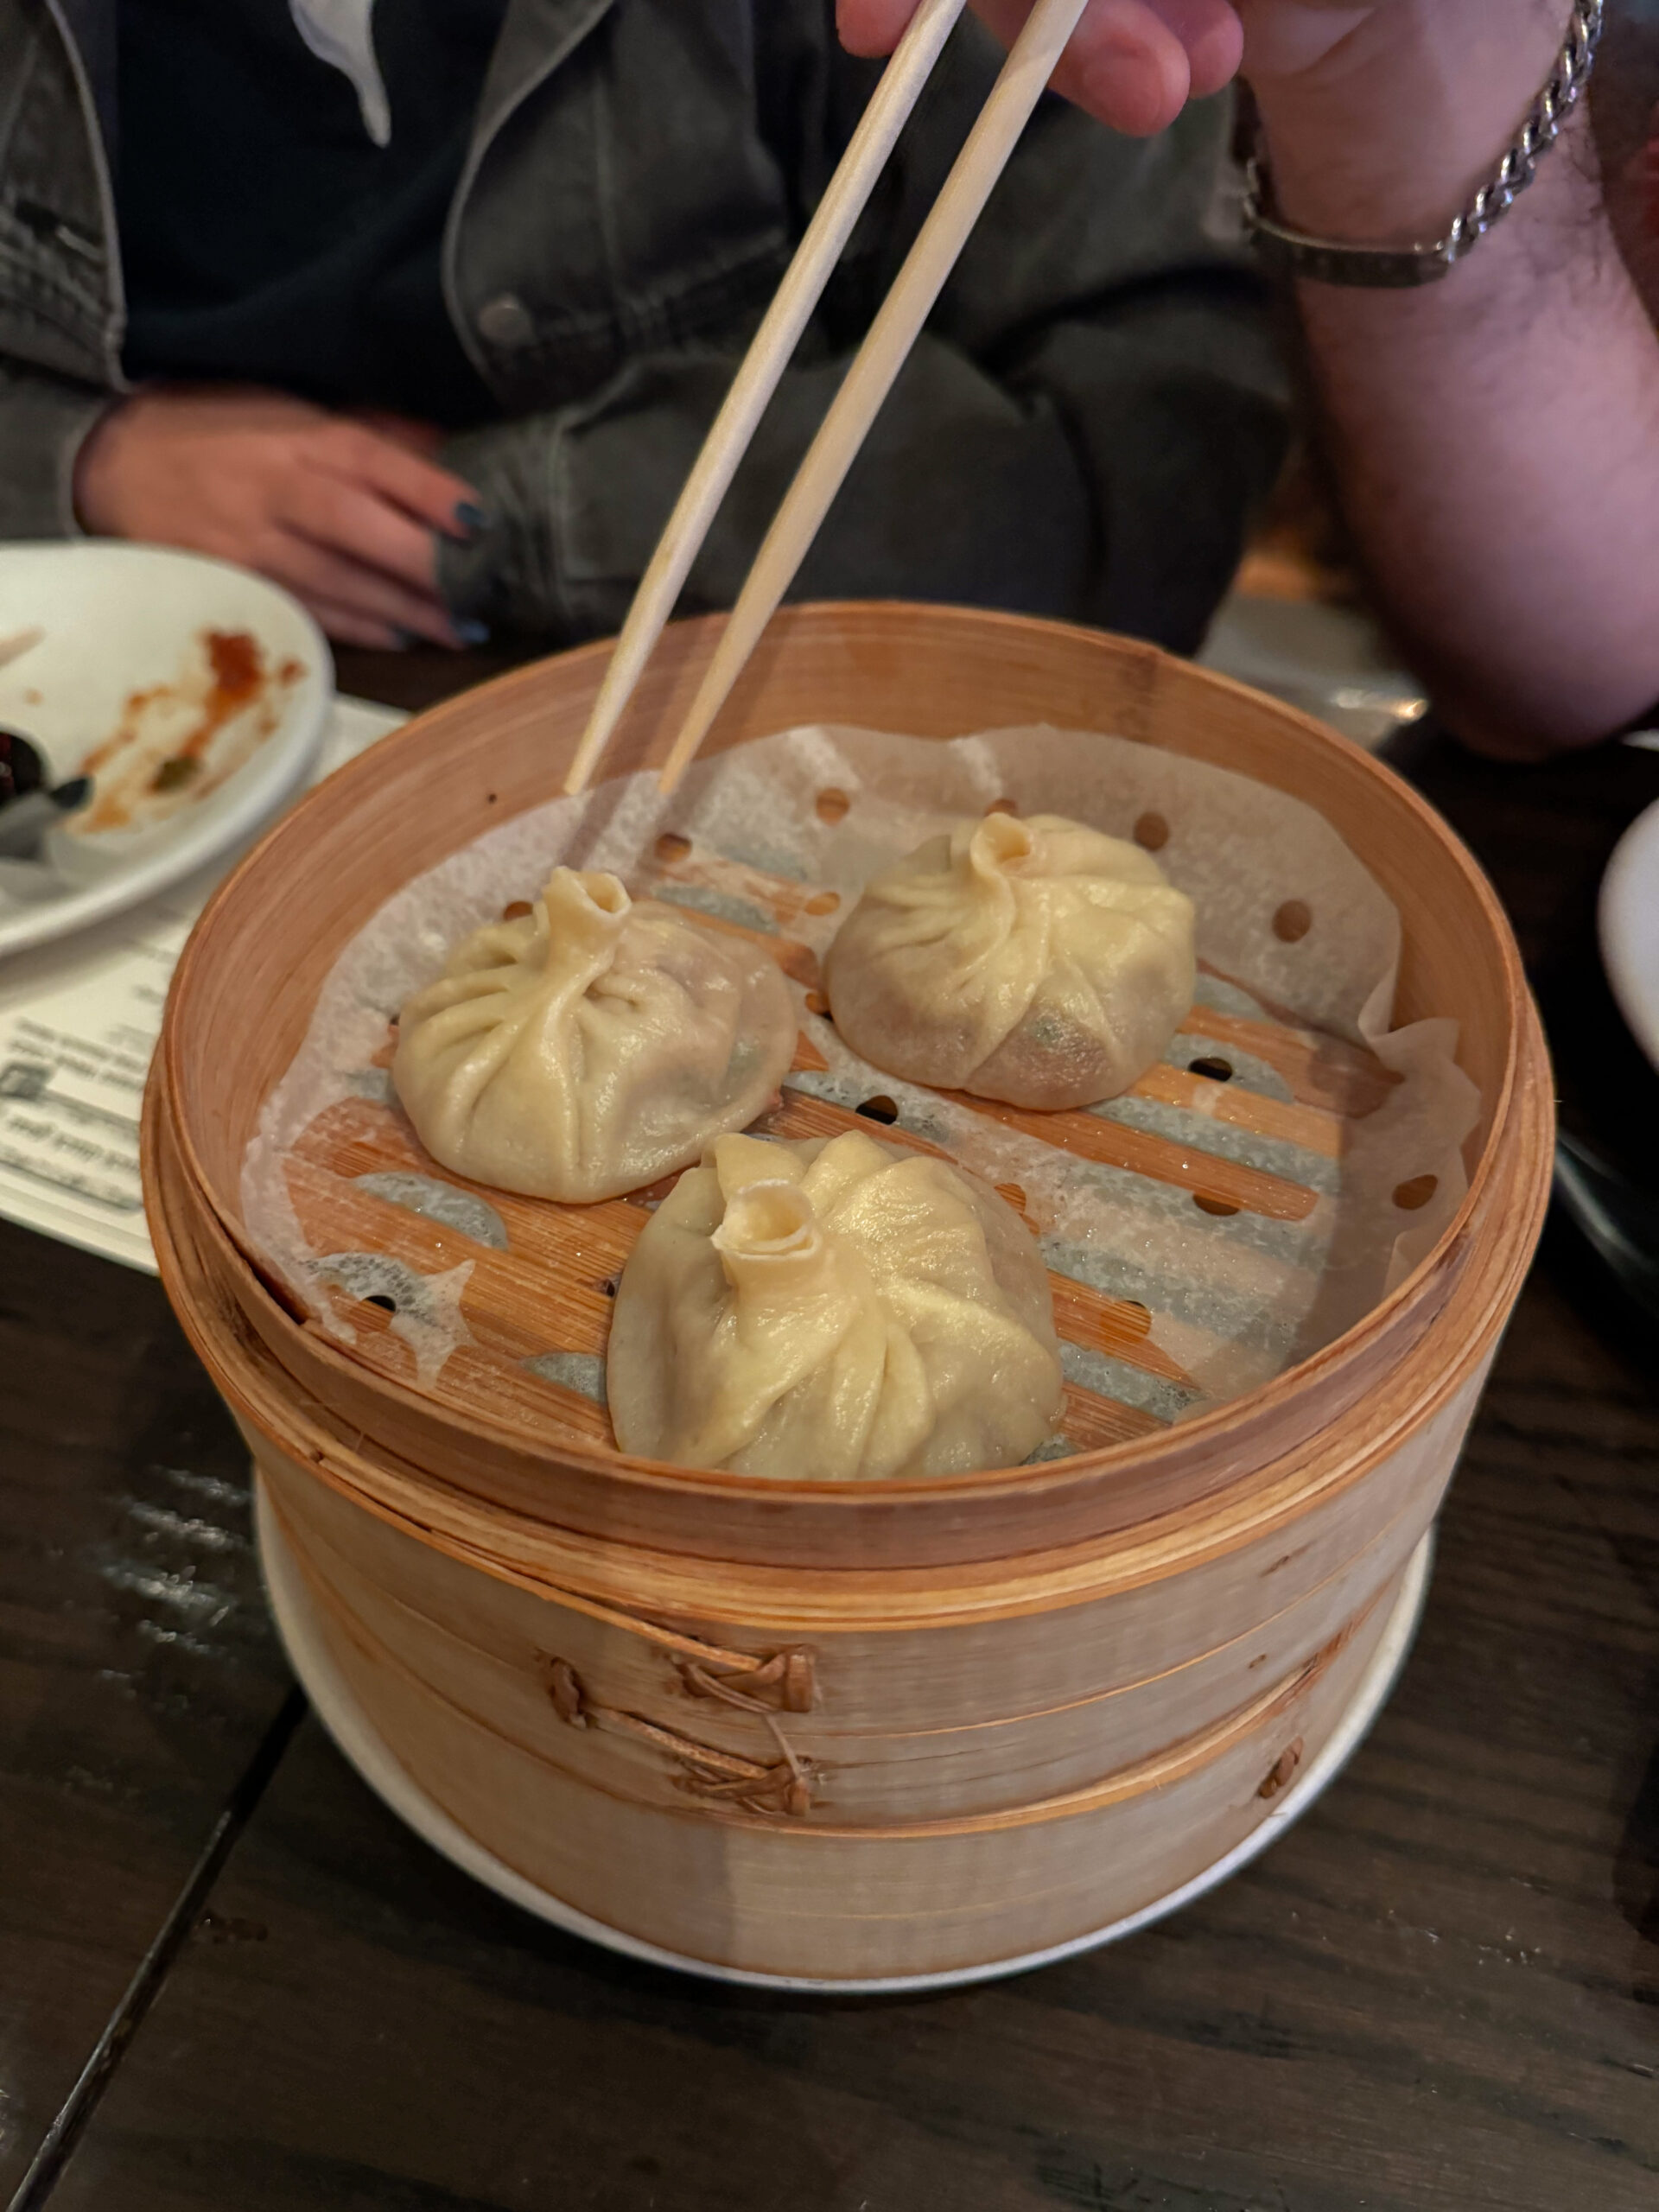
836, 0, 925, 54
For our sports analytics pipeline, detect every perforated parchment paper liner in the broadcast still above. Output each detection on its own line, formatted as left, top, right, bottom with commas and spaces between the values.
240, 723, 1478, 1459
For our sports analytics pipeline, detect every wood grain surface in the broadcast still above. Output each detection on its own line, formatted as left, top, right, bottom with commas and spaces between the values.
3, 645, 1655, 2210
0, 1224, 297, 2208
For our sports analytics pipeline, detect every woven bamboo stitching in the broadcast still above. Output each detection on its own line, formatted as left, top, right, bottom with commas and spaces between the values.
303, 1452, 818, 1706
677, 1647, 815, 1714
500, 1568, 817, 1709
547, 1658, 815, 1818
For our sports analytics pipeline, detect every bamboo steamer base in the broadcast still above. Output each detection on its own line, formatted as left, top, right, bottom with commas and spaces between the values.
257, 1474, 1432, 1993
255, 1443, 1425, 1983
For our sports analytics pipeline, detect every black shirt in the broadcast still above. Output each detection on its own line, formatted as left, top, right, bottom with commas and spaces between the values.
117, 0, 507, 427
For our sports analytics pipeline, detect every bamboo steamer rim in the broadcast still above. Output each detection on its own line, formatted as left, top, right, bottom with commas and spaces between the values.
158, 603, 1536, 1511
184, 1179, 1527, 1625
146, 1055, 1538, 1578
147, 1007, 1548, 1590
146, 999, 1552, 1619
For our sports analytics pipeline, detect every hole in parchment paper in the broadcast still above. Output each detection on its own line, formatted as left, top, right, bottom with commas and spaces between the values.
1274, 899, 1313, 943
1393, 1174, 1439, 1211
503, 899, 532, 920
1193, 1192, 1239, 1217
1134, 811, 1169, 851
804, 891, 840, 916
364, 1294, 397, 1313
655, 831, 691, 861
805, 990, 832, 1018
996, 1182, 1027, 1213
815, 788, 850, 823
1189, 1056, 1234, 1084
856, 1096, 899, 1126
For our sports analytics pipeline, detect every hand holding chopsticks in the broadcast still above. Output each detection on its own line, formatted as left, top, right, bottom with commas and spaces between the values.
564, 0, 1093, 799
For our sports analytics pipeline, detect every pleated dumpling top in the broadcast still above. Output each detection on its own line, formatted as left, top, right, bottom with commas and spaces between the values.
392, 868, 795, 1203
824, 811, 1195, 1110
607, 1129, 1064, 1480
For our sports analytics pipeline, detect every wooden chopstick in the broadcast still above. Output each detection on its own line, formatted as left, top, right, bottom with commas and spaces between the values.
656, 0, 1093, 796
562, 0, 969, 798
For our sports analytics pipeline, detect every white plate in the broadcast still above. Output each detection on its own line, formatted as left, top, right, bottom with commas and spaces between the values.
1600, 794, 1659, 1074
256, 1474, 1433, 1995
1199, 593, 1427, 752
0, 542, 332, 958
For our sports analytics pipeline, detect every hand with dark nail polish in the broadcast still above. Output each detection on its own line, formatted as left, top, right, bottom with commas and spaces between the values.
74, 388, 478, 652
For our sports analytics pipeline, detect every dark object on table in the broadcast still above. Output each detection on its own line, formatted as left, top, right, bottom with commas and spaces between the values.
1397, 716, 1659, 1324
1554, 1131, 1659, 1326
0, 774, 92, 860
0, 724, 46, 803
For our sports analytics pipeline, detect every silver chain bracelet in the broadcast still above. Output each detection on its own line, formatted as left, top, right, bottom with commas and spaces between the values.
1243, 0, 1605, 289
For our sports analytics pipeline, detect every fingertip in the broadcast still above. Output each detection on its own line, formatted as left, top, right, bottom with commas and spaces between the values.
836, 0, 912, 58
430, 470, 480, 531
445, 496, 491, 542
1077, 29, 1190, 137
317, 608, 406, 651
1185, 9, 1243, 99
349, 427, 474, 526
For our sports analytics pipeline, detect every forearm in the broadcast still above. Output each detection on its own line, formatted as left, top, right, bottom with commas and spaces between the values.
1253, 1, 1659, 757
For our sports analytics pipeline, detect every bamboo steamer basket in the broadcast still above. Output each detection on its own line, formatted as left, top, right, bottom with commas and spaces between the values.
145, 603, 1553, 1984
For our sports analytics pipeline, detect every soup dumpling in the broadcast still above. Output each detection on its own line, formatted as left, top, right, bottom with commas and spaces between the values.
392, 868, 795, 1203
823, 811, 1195, 1110
607, 1128, 1064, 1480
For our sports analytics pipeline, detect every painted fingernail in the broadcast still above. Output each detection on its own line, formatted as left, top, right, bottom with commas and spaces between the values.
454, 619, 490, 646
454, 501, 490, 535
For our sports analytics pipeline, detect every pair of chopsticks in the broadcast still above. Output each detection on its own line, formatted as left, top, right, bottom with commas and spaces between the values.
564, 0, 1091, 801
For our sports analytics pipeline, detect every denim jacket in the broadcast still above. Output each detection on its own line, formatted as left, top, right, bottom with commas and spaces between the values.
0, 0, 1287, 650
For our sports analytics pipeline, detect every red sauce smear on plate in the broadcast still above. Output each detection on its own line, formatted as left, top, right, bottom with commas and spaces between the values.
79, 628, 300, 831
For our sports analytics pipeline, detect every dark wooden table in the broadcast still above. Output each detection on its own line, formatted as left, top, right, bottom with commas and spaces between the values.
3, 646, 1656, 2212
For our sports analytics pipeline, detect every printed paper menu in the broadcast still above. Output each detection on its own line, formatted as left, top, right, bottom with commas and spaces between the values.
0, 697, 404, 1271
